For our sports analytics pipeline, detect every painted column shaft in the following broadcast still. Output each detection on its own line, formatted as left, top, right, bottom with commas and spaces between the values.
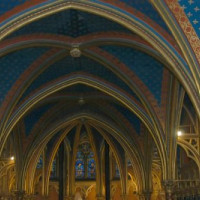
105, 142, 110, 200
59, 142, 64, 200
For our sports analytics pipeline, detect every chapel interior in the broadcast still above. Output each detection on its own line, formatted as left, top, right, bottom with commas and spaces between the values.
0, 0, 200, 200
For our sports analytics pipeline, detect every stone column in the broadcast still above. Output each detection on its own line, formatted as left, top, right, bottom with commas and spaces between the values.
41, 150, 45, 196
138, 194, 145, 200
163, 180, 174, 200
59, 142, 64, 200
105, 142, 110, 200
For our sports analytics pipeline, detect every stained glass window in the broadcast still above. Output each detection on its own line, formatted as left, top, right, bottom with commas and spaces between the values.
75, 142, 96, 179
75, 151, 85, 178
88, 152, 95, 178
115, 164, 120, 178
50, 159, 57, 178
127, 159, 132, 167
36, 155, 43, 169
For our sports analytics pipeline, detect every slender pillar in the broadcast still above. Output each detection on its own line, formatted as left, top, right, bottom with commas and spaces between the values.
105, 142, 110, 200
139, 194, 145, 200
42, 150, 46, 196
59, 142, 64, 200
163, 180, 174, 200
96, 141, 105, 200
63, 144, 67, 199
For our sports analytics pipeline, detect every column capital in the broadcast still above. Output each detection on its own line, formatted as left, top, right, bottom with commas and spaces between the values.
162, 179, 174, 186
162, 180, 175, 200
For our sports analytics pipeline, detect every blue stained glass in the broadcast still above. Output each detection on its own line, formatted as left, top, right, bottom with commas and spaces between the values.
88, 158, 95, 178
88, 151, 94, 158
36, 156, 43, 169
50, 159, 56, 178
127, 159, 132, 167
81, 143, 90, 154
77, 151, 83, 158
115, 164, 120, 178
75, 142, 96, 179
75, 159, 85, 178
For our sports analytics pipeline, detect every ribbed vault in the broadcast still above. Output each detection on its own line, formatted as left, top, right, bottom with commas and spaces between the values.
0, 1, 200, 200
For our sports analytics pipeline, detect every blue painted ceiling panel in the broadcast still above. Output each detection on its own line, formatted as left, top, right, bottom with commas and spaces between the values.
24, 102, 56, 136
101, 46, 164, 105
0, 47, 48, 104
8, 9, 132, 39
0, 0, 28, 16
119, 0, 172, 34
22, 55, 139, 101
113, 103, 141, 135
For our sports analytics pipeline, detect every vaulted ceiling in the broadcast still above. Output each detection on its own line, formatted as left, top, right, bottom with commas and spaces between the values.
0, 0, 199, 187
